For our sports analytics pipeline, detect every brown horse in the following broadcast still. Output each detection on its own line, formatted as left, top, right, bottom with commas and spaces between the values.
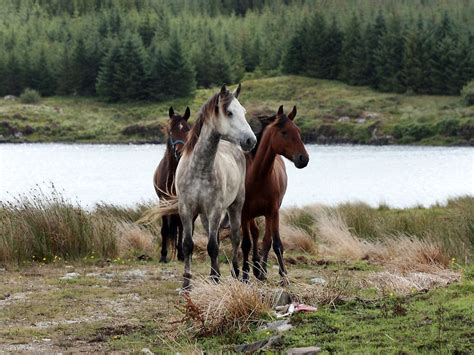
241, 105, 309, 282
153, 106, 191, 262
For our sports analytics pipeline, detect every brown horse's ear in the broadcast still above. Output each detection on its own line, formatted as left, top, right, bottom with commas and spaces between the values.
183, 107, 190, 121
169, 107, 174, 118
220, 85, 227, 96
288, 106, 297, 121
277, 105, 284, 116
233, 83, 241, 98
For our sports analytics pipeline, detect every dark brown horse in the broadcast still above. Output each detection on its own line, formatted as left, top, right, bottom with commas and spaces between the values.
153, 106, 191, 262
241, 105, 309, 282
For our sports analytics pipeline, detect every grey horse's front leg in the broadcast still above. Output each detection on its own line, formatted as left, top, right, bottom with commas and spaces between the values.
180, 208, 195, 290
227, 202, 243, 279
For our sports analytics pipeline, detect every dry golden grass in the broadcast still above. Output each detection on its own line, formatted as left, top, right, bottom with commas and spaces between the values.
363, 270, 460, 295
181, 276, 275, 335
280, 224, 317, 254
116, 222, 156, 258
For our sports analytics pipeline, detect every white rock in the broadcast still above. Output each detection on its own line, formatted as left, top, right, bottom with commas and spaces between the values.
309, 277, 327, 285
60, 272, 80, 280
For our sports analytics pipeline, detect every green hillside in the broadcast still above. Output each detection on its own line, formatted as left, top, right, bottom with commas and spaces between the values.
1, 76, 473, 145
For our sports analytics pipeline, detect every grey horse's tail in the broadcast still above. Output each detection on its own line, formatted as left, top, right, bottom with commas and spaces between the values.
138, 196, 179, 225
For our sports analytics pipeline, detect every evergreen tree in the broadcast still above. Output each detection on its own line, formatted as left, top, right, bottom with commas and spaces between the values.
365, 12, 386, 88
374, 15, 404, 92
340, 15, 367, 85
31, 49, 56, 96
56, 44, 76, 95
96, 42, 122, 101
401, 18, 425, 92
282, 28, 306, 74
2, 53, 23, 95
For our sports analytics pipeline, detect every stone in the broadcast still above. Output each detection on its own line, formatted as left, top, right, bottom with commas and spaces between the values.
4, 95, 16, 100
287, 346, 321, 354
274, 289, 292, 306
235, 335, 283, 353
309, 277, 327, 285
355, 118, 366, 124
60, 272, 80, 280
259, 319, 292, 332
337, 116, 350, 122
140, 348, 154, 354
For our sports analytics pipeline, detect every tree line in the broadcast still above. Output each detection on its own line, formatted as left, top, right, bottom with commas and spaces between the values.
0, 0, 472, 102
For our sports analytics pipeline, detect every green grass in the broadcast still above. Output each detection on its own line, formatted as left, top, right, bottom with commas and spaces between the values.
1, 76, 472, 145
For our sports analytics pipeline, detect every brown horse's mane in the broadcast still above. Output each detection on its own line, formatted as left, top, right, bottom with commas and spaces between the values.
250, 114, 289, 156
184, 89, 235, 154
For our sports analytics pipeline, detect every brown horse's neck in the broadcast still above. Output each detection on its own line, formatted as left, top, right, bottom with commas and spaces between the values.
249, 129, 277, 179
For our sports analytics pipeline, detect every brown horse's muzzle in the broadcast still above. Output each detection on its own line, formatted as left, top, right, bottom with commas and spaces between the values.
293, 153, 309, 169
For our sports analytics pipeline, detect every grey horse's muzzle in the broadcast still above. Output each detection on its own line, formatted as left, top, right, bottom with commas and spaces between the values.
240, 134, 257, 152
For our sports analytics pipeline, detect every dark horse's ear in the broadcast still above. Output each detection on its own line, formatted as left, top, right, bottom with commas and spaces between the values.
277, 105, 284, 116
233, 83, 241, 98
169, 107, 174, 118
288, 106, 297, 121
183, 107, 190, 121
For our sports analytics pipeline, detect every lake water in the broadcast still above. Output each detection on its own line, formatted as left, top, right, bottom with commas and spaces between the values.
0, 144, 473, 208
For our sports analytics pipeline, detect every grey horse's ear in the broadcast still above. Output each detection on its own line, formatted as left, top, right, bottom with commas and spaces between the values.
288, 106, 297, 121
220, 85, 227, 96
169, 107, 174, 118
277, 105, 284, 115
184, 107, 190, 121
233, 83, 241, 98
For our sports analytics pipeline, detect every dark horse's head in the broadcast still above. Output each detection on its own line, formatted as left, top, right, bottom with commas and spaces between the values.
255, 105, 309, 168
167, 106, 191, 160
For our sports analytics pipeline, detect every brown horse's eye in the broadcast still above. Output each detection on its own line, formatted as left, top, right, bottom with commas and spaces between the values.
281, 130, 287, 136
227, 111, 233, 118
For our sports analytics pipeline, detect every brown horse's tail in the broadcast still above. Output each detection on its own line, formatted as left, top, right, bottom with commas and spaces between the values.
138, 195, 179, 225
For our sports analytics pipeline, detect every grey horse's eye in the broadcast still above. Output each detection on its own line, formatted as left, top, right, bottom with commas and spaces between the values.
227, 111, 233, 118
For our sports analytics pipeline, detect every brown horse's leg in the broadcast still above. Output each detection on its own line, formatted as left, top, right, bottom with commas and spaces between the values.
260, 215, 273, 280
207, 213, 221, 283
160, 216, 170, 263
241, 219, 251, 282
271, 213, 288, 283
249, 219, 262, 279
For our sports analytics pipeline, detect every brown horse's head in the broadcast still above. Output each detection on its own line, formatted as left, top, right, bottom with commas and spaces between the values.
167, 106, 191, 160
258, 105, 309, 169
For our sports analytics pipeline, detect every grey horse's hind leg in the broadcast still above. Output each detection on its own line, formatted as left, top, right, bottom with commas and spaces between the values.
228, 201, 243, 279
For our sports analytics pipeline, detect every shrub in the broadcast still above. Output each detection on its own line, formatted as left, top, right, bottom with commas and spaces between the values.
436, 118, 460, 136
19, 88, 41, 104
461, 80, 474, 106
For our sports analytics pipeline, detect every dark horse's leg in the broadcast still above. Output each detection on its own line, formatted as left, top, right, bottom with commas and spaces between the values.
160, 216, 170, 263
249, 219, 262, 279
241, 219, 251, 282
176, 216, 184, 262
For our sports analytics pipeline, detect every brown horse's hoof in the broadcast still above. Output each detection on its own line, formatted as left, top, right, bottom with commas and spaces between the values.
177, 254, 185, 262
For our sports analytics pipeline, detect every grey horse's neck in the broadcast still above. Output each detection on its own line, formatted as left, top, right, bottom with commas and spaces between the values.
189, 123, 221, 176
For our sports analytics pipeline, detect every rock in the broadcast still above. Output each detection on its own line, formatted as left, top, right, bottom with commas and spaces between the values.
287, 346, 321, 354
355, 118, 366, 124
337, 116, 350, 122
4, 95, 16, 100
274, 289, 292, 306
309, 277, 327, 285
235, 335, 283, 353
259, 319, 292, 332
60, 272, 80, 280
122, 269, 147, 280
140, 347, 154, 354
